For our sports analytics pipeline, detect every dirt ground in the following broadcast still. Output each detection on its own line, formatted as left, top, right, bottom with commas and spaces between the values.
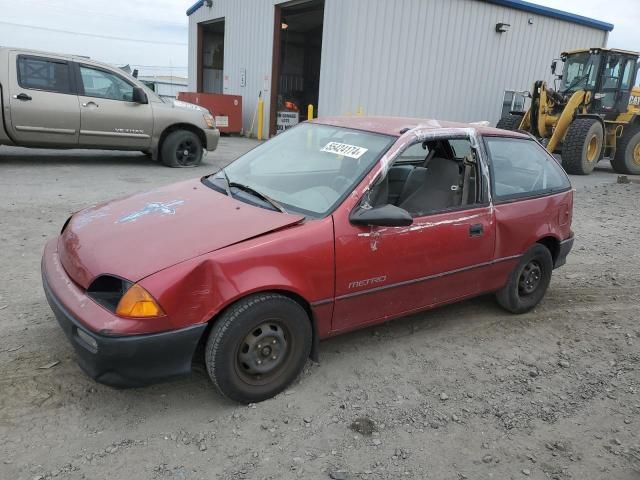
1, 141, 639, 480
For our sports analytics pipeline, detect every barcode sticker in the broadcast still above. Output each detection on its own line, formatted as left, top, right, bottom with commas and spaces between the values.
320, 142, 368, 159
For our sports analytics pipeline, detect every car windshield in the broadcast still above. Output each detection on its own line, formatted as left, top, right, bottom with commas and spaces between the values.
207, 123, 395, 217
561, 52, 600, 92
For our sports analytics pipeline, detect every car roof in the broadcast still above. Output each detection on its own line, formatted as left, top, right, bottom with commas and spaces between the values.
310, 116, 531, 139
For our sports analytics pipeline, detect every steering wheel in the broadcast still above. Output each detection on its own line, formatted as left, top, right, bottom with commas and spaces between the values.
106, 83, 121, 100
331, 175, 351, 193
529, 168, 543, 191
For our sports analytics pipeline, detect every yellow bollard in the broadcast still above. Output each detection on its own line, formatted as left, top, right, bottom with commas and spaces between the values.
257, 97, 264, 140
356, 106, 364, 116
307, 104, 314, 121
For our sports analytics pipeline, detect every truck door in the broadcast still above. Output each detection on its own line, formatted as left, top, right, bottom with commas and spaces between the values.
7, 52, 80, 146
76, 64, 153, 149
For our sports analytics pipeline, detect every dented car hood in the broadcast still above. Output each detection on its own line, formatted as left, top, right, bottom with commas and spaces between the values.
58, 178, 304, 288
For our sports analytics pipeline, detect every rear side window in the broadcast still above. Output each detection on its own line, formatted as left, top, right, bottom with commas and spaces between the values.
17, 56, 72, 94
485, 137, 570, 201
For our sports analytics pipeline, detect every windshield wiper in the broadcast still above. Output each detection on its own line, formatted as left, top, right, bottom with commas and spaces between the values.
220, 168, 232, 197
228, 180, 287, 213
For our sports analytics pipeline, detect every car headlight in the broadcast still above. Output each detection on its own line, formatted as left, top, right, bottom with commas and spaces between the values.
87, 275, 165, 318
116, 284, 165, 318
203, 113, 215, 129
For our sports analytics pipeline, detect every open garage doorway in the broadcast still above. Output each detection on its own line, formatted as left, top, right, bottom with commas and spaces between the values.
197, 19, 225, 93
270, 0, 324, 136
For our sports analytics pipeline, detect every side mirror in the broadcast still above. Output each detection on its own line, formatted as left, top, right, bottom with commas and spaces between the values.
551, 60, 558, 75
132, 86, 148, 104
350, 204, 413, 227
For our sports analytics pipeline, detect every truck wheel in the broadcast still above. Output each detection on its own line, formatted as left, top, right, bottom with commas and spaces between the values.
562, 118, 603, 175
611, 125, 640, 175
205, 293, 312, 404
496, 113, 524, 131
496, 244, 553, 314
160, 130, 203, 167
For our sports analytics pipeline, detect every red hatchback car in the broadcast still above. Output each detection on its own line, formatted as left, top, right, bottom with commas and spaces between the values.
42, 117, 574, 403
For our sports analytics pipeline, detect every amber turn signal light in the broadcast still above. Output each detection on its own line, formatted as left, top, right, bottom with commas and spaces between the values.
116, 284, 165, 318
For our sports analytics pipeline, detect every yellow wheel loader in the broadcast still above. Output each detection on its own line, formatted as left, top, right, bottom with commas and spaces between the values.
497, 48, 640, 175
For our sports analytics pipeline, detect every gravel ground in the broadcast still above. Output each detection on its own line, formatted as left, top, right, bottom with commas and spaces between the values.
0, 142, 639, 480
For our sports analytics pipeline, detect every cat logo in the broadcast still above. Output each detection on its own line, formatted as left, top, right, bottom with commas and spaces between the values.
629, 95, 640, 107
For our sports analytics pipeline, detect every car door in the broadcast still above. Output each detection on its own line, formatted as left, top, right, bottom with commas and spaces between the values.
331, 136, 496, 333
7, 52, 80, 146
76, 63, 153, 149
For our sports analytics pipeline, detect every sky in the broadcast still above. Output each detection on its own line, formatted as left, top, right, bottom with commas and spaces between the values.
533, 0, 639, 49
0, 0, 193, 78
0, 0, 637, 80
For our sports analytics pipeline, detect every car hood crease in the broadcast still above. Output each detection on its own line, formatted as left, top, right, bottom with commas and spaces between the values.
57, 178, 304, 288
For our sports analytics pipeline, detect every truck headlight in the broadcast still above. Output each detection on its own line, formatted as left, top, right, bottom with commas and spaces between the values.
203, 113, 215, 129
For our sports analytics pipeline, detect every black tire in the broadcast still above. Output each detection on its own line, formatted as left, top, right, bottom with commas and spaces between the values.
205, 293, 312, 403
160, 129, 203, 167
496, 113, 524, 131
562, 118, 603, 175
611, 125, 640, 175
496, 244, 553, 314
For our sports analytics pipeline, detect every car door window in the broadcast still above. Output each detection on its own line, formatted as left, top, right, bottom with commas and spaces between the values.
485, 137, 570, 201
79, 66, 134, 102
372, 138, 480, 217
17, 56, 72, 94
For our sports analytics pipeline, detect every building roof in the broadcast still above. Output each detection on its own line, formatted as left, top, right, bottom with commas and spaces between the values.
186, 0, 614, 32
310, 116, 530, 139
482, 0, 613, 31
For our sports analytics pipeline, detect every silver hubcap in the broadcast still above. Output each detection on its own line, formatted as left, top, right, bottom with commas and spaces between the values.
519, 261, 542, 295
237, 322, 288, 376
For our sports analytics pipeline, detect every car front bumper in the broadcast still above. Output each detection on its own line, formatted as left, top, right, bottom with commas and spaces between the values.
41, 239, 207, 388
554, 234, 574, 268
204, 128, 220, 152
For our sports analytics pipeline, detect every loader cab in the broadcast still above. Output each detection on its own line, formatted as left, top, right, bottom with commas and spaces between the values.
561, 49, 639, 118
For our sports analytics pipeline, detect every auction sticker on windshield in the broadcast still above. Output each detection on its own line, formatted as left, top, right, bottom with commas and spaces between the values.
321, 142, 368, 159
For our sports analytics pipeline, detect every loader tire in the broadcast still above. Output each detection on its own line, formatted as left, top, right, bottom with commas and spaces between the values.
496, 113, 524, 131
611, 125, 640, 175
562, 118, 603, 175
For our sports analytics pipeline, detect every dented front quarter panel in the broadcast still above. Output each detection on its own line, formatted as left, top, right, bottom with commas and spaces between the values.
139, 217, 335, 337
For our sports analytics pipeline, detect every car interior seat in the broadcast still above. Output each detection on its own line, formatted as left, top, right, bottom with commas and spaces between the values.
398, 157, 462, 215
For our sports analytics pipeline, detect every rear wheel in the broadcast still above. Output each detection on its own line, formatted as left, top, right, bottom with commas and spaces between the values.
496, 113, 524, 131
496, 244, 553, 314
160, 129, 203, 167
611, 125, 640, 175
205, 293, 312, 403
562, 118, 603, 175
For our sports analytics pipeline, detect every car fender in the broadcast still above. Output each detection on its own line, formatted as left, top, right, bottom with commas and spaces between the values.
139, 218, 335, 337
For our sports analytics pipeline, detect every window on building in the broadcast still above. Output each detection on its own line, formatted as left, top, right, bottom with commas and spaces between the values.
17, 56, 72, 94
485, 137, 570, 200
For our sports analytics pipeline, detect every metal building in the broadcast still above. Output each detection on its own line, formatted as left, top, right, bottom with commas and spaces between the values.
186, 0, 612, 137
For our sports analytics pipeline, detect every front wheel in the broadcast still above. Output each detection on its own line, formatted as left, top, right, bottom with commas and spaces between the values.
562, 118, 603, 175
496, 244, 553, 314
611, 125, 640, 175
205, 293, 312, 403
160, 129, 203, 167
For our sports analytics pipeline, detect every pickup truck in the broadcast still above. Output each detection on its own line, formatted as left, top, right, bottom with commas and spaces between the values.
0, 47, 220, 167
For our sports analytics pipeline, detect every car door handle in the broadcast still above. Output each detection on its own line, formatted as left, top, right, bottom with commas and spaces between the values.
82, 101, 99, 108
469, 224, 483, 236
13, 93, 32, 101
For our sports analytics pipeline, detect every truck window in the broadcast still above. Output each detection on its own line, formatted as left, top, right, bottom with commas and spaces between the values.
79, 66, 134, 102
17, 56, 72, 94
